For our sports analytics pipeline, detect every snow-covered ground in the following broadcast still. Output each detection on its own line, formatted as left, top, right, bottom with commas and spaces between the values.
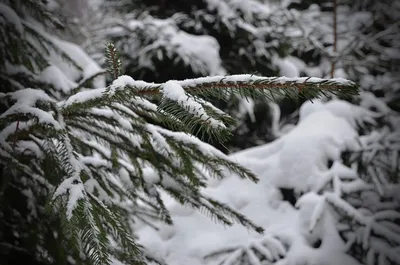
133, 98, 384, 265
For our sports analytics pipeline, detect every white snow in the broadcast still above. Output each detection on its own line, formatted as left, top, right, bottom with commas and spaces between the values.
0, 3, 23, 34
61, 74, 356, 109
0, 120, 33, 140
168, 30, 226, 76
61, 76, 156, 108
6, 88, 54, 107
81, 139, 111, 158
15, 140, 43, 158
205, 0, 273, 23
53, 177, 86, 220
271, 107, 358, 192
177, 74, 356, 88
299, 98, 377, 128
161, 81, 226, 128
22, 23, 105, 90
80, 155, 111, 168
112, 103, 139, 118
237, 97, 256, 123
133, 98, 378, 265
84, 178, 110, 203
1, 89, 60, 129
89, 108, 133, 131
49, 37, 106, 88
146, 124, 173, 155
152, 125, 230, 161
21, 188, 38, 219
40, 65, 78, 93
273, 56, 301, 78
61, 87, 106, 107
123, 17, 226, 75
3, 3, 390, 261
110, 75, 136, 91
118, 167, 134, 189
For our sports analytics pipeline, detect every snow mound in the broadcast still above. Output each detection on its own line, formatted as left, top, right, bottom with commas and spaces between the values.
49, 37, 106, 89
118, 17, 226, 76
136, 99, 369, 265
40, 65, 78, 93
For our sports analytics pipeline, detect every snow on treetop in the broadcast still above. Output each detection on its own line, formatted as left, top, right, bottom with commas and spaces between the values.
47, 36, 106, 88
40, 65, 78, 94
5, 88, 54, 106
205, 0, 274, 22
1, 89, 60, 129
125, 16, 226, 76
151, 125, 229, 160
60, 74, 357, 115
169, 30, 226, 76
0, 120, 34, 141
61, 87, 106, 107
0, 3, 23, 34
161, 81, 226, 129
299, 98, 378, 127
4, 61, 35, 78
61, 75, 155, 107
178, 74, 356, 88
109, 75, 156, 92
109, 75, 137, 93
53, 177, 86, 220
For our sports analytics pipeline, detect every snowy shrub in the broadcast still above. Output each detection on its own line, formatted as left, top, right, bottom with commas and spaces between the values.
135, 95, 400, 265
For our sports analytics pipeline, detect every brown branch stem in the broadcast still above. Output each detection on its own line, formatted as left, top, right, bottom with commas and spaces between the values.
134, 82, 357, 97
110, 48, 119, 80
12, 120, 20, 148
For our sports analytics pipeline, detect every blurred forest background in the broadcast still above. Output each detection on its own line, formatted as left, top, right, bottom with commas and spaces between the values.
0, 0, 399, 265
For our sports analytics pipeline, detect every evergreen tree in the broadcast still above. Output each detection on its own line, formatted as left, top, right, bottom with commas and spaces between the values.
0, 1, 359, 265
0, 0, 105, 264
260, 1, 400, 264
79, 1, 400, 265
287, 0, 399, 100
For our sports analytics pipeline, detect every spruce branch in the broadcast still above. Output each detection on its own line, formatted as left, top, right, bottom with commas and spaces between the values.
60, 74, 359, 144
61, 75, 359, 114
105, 43, 122, 79
135, 75, 359, 99
11, 120, 20, 148
204, 234, 287, 265
71, 70, 108, 95
1, 36, 362, 265
23, 23, 82, 71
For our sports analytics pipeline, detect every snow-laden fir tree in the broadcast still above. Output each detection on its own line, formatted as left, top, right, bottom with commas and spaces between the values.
122, 0, 400, 262
0, 1, 359, 265
136, 92, 399, 265
286, 0, 400, 103
0, 0, 105, 264
283, 1, 400, 264
76, 1, 400, 265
